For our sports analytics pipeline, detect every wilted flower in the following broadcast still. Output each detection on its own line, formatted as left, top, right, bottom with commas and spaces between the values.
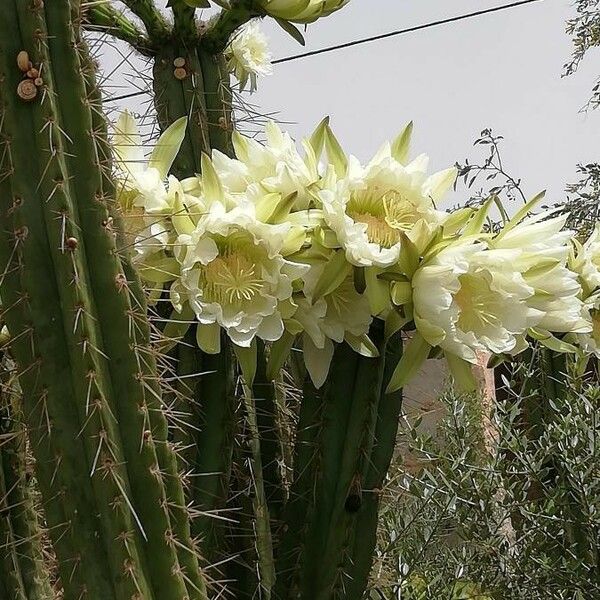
225, 20, 273, 92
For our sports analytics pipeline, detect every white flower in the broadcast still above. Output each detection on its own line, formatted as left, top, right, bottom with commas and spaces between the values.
225, 20, 273, 92
292, 264, 372, 386
575, 294, 600, 357
320, 148, 456, 267
113, 111, 169, 212
258, 0, 349, 23
212, 122, 319, 208
413, 242, 539, 363
571, 223, 600, 296
173, 202, 307, 349
492, 211, 590, 334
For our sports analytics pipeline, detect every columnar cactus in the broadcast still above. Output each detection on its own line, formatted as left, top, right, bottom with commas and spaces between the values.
0, 1, 206, 598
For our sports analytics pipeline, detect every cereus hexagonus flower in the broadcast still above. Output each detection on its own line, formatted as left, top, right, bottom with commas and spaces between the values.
320, 142, 456, 268
225, 20, 273, 92
171, 202, 307, 351
412, 242, 539, 363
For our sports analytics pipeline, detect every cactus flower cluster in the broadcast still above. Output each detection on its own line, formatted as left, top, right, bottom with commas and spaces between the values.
115, 114, 599, 390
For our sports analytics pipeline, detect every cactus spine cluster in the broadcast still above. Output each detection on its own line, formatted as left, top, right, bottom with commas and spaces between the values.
0, 0, 406, 598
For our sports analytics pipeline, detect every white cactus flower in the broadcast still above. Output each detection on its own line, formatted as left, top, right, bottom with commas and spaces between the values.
211, 121, 319, 208
225, 20, 273, 92
293, 264, 372, 386
173, 202, 308, 350
320, 148, 456, 268
571, 223, 600, 296
492, 211, 591, 335
413, 242, 540, 363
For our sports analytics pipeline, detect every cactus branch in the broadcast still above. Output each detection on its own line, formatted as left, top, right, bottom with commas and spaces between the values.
84, 4, 154, 55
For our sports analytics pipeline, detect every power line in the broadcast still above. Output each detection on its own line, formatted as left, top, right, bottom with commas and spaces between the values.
273, 0, 546, 64
105, 0, 545, 103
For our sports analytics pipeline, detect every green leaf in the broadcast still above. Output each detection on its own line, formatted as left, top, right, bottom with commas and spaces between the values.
312, 250, 352, 299
445, 352, 477, 392
386, 332, 431, 393
149, 116, 187, 179
390, 121, 413, 163
274, 18, 306, 46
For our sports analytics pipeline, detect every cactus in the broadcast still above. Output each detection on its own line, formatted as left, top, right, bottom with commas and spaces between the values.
0, 1, 207, 598
0, 0, 409, 598
0, 351, 53, 600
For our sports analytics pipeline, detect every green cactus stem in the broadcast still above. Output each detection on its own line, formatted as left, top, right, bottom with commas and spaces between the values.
0, 1, 207, 598
0, 360, 54, 600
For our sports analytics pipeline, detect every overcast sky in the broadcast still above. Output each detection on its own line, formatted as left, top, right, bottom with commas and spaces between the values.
101, 0, 599, 211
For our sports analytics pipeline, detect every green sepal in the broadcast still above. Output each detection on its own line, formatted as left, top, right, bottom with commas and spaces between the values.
308, 116, 329, 157
196, 322, 221, 354
501, 190, 546, 235
234, 339, 258, 386
386, 332, 431, 393
463, 196, 493, 236
266, 331, 296, 380
528, 328, 577, 353
353, 266, 366, 294
390, 121, 413, 163
312, 250, 352, 299
345, 333, 380, 357
445, 352, 477, 392
149, 116, 188, 179
274, 17, 306, 45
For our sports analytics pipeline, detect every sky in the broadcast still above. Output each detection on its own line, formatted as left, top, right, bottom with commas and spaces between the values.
100, 0, 600, 211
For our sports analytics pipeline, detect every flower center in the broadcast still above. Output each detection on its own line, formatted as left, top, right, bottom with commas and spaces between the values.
347, 188, 420, 248
201, 251, 263, 305
453, 272, 501, 333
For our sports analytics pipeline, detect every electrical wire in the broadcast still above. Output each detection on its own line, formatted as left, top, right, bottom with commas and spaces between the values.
273, 0, 546, 64
105, 0, 547, 103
